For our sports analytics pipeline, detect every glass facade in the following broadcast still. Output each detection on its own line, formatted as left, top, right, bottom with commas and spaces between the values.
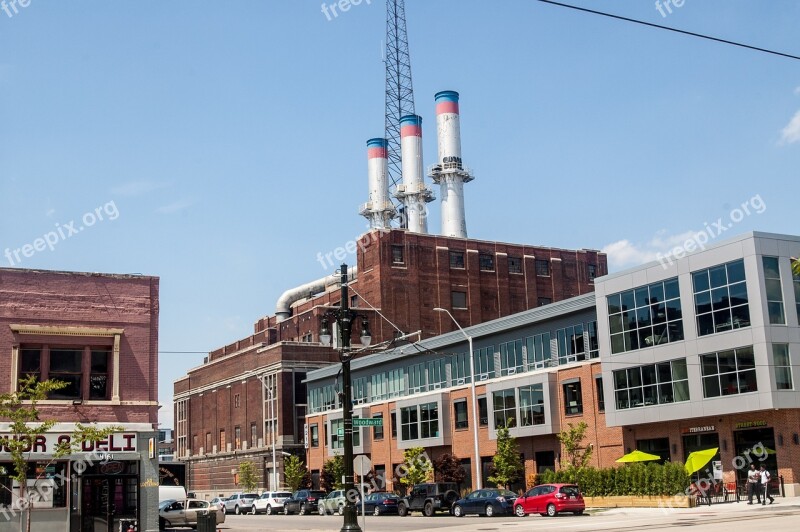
793, 260, 800, 325
701, 346, 757, 398
400, 402, 439, 441
607, 277, 683, 354
525, 333, 551, 369
500, 339, 524, 376
693, 259, 750, 336
763, 256, 785, 325
518, 384, 545, 427
773, 344, 793, 390
556, 324, 584, 364
451, 352, 471, 384
473, 347, 495, 380
492, 389, 516, 429
613, 359, 689, 410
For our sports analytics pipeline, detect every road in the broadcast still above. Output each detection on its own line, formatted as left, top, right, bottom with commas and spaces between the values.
180, 497, 800, 532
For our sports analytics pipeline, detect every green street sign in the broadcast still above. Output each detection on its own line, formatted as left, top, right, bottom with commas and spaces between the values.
337, 428, 344, 436
352, 418, 383, 427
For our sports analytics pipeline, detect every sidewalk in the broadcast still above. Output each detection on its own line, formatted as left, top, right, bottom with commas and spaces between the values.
588, 494, 800, 517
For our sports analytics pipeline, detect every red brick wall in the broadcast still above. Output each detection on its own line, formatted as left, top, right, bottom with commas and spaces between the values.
0, 268, 159, 425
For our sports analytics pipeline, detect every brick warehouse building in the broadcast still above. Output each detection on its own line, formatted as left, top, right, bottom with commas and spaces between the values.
174, 228, 606, 498
0, 268, 160, 532
304, 231, 800, 497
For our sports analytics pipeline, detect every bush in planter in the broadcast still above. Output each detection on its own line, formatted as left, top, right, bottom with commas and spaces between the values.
533, 463, 689, 498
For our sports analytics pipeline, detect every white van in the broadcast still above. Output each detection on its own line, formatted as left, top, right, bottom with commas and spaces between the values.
159, 485, 187, 502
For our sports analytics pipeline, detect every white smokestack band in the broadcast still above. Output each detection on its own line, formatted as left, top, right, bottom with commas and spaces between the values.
398, 114, 433, 234
431, 90, 473, 238
360, 138, 395, 229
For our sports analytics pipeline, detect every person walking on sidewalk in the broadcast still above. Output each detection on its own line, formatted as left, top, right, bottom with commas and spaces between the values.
747, 464, 761, 504
759, 464, 775, 505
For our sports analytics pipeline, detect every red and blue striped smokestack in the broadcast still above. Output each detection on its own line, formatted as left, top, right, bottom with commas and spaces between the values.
361, 138, 393, 229
399, 115, 428, 234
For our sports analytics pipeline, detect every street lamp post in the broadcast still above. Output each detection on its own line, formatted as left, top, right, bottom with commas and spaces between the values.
433, 307, 482, 490
320, 264, 370, 532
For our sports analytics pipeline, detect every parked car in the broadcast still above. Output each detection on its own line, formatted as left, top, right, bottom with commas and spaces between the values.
159, 498, 226, 530
222, 492, 259, 515
283, 489, 327, 515
513, 483, 585, 517
357, 492, 400, 516
398, 483, 459, 516
452, 488, 517, 517
318, 490, 349, 515
252, 491, 292, 515
209, 497, 226, 508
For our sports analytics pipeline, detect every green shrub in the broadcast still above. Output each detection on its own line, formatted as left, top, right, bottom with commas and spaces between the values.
533, 462, 690, 497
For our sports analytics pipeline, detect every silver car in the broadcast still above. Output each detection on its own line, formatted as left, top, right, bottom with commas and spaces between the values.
159, 498, 225, 529
252, 491, 292, 515
222, 492, 259, 515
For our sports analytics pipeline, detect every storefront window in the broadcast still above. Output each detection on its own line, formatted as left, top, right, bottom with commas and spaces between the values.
701, 346, 757, 398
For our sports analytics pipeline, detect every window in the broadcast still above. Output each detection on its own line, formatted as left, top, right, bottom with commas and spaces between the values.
773, 344, 793, 390
454, 401, 469, 429
492, 389, 516, 429
205, 432, 211, 454
793, 260, 800, 325
234, 426, 241, 450
352, 377, 367, 404
588, 264, 597, 281
89, 350, 109, 400
427, 358, 446, 389
637, 438, 670, 463
387, 368, 405, 398
556, 324, 585, 364
613, 359, 689, 409
370, 373, 387, 402
390, 411, 397, 438
587, 321, 599, 359
535, 259, 550, 277
21, 345, 113, 401
701, 346, 757, 398
763, 257, 785, 325
219, 429, 226, 451
391, 245, 404, 264
508, 257, 522, 274
309, 384, 337, 413
525, 333, 551, 369
408, 363, 427, 393
562, 380, 583, 415
477, 396, 488, 425
499, 340, 523, 376
251, 423, 257, 449
450, 352, 471, 384
373, 413, 384, 440
479, 253, 494, 271
331, 418, 360, 448
450, 251, 465, 269
518, 384, 545, 426
595, 376, 605, 412
537, 297, 552, 307
608, 277, 684, 354
350, 295, 358, 308
451, 291, 467, 309
234, 394, 241, 409
310, 424, 319, 447
400, 402, 439, 441
693, 259, 750, 336
473, 347, 495, 380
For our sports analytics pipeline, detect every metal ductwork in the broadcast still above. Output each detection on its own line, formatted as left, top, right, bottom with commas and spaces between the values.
275, 266, 358, 322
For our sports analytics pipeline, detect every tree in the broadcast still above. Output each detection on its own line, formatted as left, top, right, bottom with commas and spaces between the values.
398, 447, 432, 487
0, 376, 122, 532
238, 461, 259, 492
557, 421, 593, 470
433, 453, 465, 487
321, 455, 344, 491
792, 257, 800, 277
488, 421, 523, 489
283, 455, 309, 492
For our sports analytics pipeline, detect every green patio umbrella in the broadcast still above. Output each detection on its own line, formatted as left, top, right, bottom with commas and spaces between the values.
684, 448, 719, 475
616, 450, 661, 463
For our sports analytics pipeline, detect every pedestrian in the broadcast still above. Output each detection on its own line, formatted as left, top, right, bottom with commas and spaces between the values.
759, 464, 774, 505
747, 464, 761, 504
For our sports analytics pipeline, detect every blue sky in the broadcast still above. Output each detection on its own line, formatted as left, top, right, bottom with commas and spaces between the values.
1, 1, 798, 428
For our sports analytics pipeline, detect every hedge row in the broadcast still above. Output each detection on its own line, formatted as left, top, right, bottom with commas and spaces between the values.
537, 462, 691, 497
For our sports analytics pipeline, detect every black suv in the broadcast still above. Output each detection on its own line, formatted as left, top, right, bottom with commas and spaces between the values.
283, 490, 327, 515
398, 483, 459, 516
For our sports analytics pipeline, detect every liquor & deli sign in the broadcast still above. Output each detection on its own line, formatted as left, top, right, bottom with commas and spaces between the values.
0, 433, 138, 454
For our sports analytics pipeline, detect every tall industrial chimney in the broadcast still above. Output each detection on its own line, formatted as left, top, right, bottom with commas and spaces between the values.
395, 114, 434, 233
430, 90, 474, 238
359, 138, 395, 229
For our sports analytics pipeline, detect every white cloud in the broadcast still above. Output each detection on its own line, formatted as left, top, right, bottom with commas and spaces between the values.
157, 198, 194, 214
602, 230, 696, 271
111, 180, 170, 197
780, 110, 800, 145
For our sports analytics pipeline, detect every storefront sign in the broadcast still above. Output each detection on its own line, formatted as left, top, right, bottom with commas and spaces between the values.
0, 433, 138, 454
735, 421, 767, 429
681, 425, 715, 434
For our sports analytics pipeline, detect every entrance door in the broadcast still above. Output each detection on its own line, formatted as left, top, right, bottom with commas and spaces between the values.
682, 433, 720, 479
535, 451, 556, 474
80, 478, 113, 532
734, 428, 777, 481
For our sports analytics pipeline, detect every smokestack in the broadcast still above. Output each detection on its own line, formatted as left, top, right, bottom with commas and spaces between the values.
359, 138, 395, 229
396, 114, 434, 234
430, 90, 474, 238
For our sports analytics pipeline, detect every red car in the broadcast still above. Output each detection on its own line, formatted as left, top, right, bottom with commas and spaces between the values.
513, 484, 585, 517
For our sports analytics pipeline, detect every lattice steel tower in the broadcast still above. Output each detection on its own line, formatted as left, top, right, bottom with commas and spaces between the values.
385, 0, 419, 226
